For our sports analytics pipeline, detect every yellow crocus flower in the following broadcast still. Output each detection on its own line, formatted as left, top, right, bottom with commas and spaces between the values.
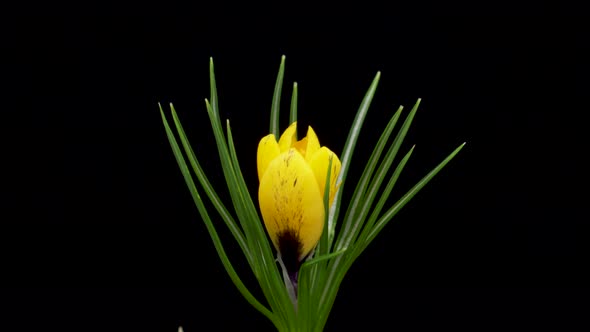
257, 122, 341, 272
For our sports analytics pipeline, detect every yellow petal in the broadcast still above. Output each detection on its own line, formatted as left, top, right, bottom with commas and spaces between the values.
303, 126, 320, 162
257, 134, 280, 181
309, 146, 342, 206
290, 126, 320, 160
278, 122, 298, 152
292, 136, 308, 156
258, 148, 325, 260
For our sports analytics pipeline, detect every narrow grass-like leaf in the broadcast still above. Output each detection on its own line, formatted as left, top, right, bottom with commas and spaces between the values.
328, 71, 381, 246
303, 249, 347, 268
315, 250, 355, 332
338, 99, 420, 251
225, 119, 274, 258
206, 102, 296, 325
205, 64, 251, 239
334, 105, 403, 251
297, 258, 313, 331
318, 156, 334, 257
224, 119, 268, 278
311, 155, 334, 311
204, 101, 252, 242
270, 55, 286, 139
353, 145, 415, 259
208, 58, 294, 324
226, 120, 296, 323
290, 82, 298, 138
169, 104, 252, 265
207, 102, 288, 320
209, 58, 219, 118
205, 105, 255, 251
319, 71, 381, 315
298, 248, 346, 332
160, 105, 278, 327
321, 99, 417, 320
365, 142, 466, 245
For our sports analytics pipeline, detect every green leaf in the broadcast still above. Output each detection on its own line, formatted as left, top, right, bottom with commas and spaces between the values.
159, 104, 278, 327
317, 72, 381, 322
225, 119, 272, 258
302, 249, 347, 269
334, 105, 403, 251
225, 120, 297, 324
290, 82, 298, 139
169, 103, 252, 266
328, 71, 381, 247
206, 102, 293, 324
270, 55, 286, 138
365, 142, 467, 246
206, 59, 295, 325
337, 99, 420, 251
318, 156, 334, 257
209, 57, 219, 118
353, 145, 415, 259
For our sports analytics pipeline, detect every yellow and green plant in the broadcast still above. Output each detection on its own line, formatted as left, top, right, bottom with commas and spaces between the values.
160, 56, 465, 331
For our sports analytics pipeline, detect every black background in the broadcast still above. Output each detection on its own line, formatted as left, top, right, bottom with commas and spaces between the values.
2, 9, 589, 331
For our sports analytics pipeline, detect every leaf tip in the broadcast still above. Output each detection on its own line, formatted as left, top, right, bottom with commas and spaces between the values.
453, 142, 467, 154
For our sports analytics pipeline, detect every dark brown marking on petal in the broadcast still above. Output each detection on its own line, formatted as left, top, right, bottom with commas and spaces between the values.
277, 229, 303, 275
